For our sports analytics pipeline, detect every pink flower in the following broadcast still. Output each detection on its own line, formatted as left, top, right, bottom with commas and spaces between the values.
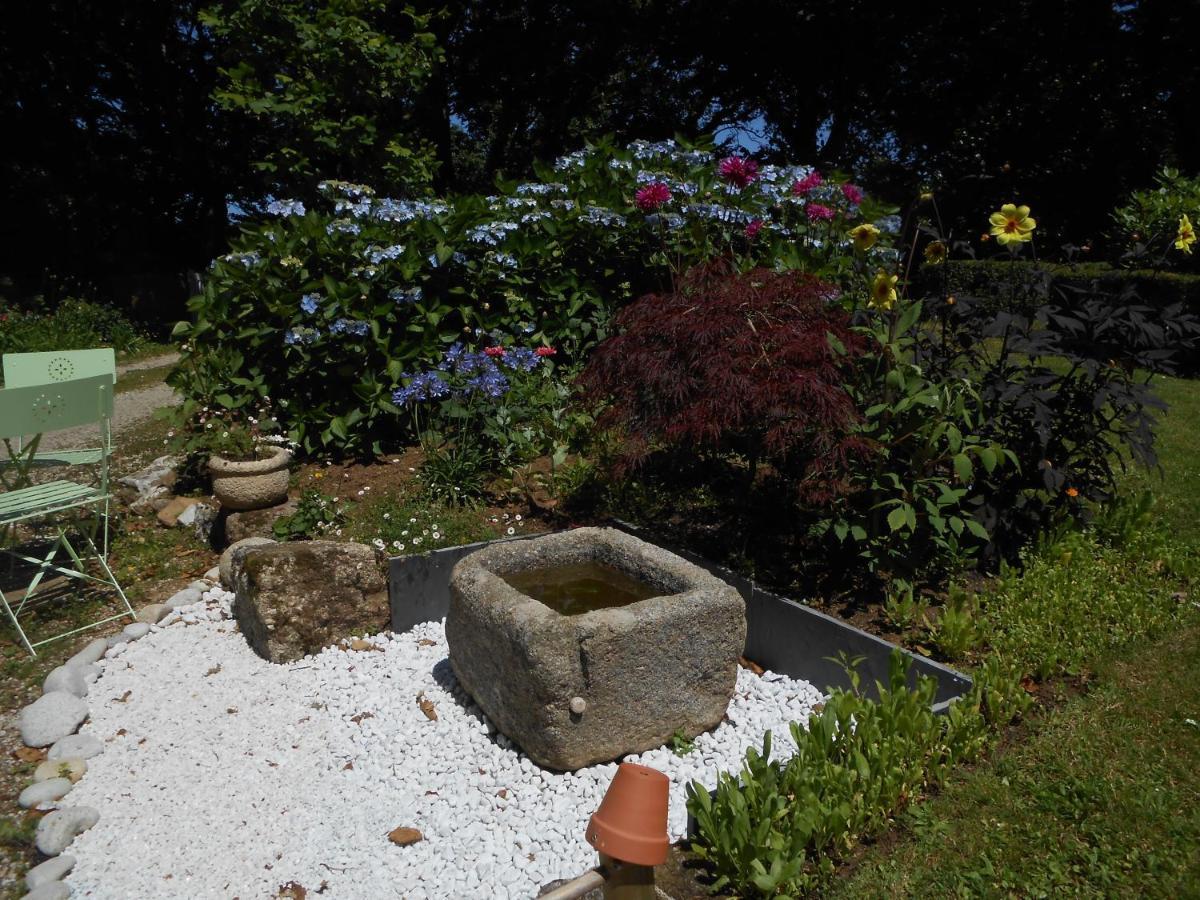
792, 171, 823, 195
806, 204, 835, 222
842, 183, 864, 205
484, 346, 506, 358
744, 218, 764, 239
635, 182, 671, 211
535, 346, 557, 357
718, 156, 760, 188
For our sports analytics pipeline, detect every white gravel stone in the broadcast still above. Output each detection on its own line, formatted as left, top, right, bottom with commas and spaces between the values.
18, 778, 73, 809
22, 881, 71, 900
26, 854, 75, 890
19, 692, 89, 748
36, 806, 99, 856
48, 733, 104, 761
135, 604, 168, 625
42, 665, 87, 698
163, 587, 203, 611
62, 587, 824, 899
34, 758, 86, 784
66, 639, 109, 669
121, 623, 151, 641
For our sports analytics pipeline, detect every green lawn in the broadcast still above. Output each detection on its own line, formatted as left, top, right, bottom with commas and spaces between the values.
828, 373, 1200, 897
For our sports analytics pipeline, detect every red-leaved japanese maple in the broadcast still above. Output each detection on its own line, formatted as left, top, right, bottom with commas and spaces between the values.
579, 263, 866, 502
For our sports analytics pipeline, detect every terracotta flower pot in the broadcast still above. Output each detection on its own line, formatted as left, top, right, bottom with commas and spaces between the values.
208, 445, 291, 511
586, 762, 669, 866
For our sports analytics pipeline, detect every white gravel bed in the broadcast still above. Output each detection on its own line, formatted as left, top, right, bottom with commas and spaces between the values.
60, 588, 824, 899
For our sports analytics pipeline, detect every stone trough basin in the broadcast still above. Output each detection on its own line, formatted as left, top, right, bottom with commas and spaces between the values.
446, 527, 747, 770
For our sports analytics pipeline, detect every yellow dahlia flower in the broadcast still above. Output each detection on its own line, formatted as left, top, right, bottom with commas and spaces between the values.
869, 271, 898, 310
848, 223, 880, 251
989, 203, 1037, 245
924, 240, 948, 265
1176, 214, 1196, 254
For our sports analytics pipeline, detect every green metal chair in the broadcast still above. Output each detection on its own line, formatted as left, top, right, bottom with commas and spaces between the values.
0, 374, 134, 656
1, 350, 117, 475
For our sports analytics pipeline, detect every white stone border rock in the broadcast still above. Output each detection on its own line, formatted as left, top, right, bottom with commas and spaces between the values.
14, 573, 221, 898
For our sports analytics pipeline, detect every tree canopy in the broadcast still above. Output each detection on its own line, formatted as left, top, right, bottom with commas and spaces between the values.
2, 0, 1195, 318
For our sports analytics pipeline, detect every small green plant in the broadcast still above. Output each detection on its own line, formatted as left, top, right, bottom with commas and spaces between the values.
272, 489, 345, 540
686, 652, 992, 897
669, 729, 696, 757
883, 583, 927, 631
419, 443, 490, 505
163, 400, 288, 462
926, 586, 982, 661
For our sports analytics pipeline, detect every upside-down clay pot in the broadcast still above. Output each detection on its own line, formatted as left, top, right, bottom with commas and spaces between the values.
585, 763, 669, 866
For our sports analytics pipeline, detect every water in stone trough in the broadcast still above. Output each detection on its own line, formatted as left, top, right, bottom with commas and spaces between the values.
500, 562, 663, 615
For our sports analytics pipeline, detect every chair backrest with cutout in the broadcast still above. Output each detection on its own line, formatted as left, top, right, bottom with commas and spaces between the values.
2, 349, 116, 390
0, 375, 113, 441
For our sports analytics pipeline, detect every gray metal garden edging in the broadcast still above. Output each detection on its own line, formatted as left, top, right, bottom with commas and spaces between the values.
388, 523, 971, 713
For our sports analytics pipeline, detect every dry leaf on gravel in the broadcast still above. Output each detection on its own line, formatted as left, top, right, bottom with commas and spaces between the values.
387, 827, 423, 847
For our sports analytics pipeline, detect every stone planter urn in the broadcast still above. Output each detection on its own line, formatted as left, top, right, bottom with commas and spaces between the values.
447, 527, 747, 770
208, 445, 291, 511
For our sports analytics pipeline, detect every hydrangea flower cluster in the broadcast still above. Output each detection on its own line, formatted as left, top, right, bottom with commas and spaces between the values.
392, 341, 555, 405
331, 318, 370, 337
266, 199, 306, 217
365, 244, 405, 264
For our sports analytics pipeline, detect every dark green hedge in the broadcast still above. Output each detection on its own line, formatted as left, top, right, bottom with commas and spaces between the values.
920, 260, 1200, 314
918, 260, 1200, 373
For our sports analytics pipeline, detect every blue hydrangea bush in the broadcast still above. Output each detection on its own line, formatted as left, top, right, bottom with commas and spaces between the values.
173, 136, 899, 455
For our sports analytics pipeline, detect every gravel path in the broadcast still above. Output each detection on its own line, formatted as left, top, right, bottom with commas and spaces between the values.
115, 352, 179, 376
34, 354, 181, 453
58, 588, 824, 899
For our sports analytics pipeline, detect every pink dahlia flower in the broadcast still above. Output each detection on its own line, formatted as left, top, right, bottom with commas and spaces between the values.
718, 155, 760, 188
484, 346, 506, 358
806, 204, 835, 221
842, 183, 864, 205
534, 346, 557, 357
792, 171, 823, 195
744, 218, 764, 239
635, 182, 671, 211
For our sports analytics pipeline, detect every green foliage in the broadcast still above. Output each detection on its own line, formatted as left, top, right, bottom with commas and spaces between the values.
0, 297, 149, 357
161, 400, 286, 461
177, 139, 893, 456
200, 0, 441, 198
418, 443, 490, 506
272, 489, 345, 540
1111, 167, 1200, 271
820, 300, 1014, 585
687, 652, 992, 897
828, 626, 1200, 899
669, 729, 696, 757
977, 493, 1196, 680
925, 586, 982, 662
344, 494, 504, 553
882, 584, 927, 632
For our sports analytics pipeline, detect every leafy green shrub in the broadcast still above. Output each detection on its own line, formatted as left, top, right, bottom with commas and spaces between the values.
0, 297, 149, 357
916, 218, 1200, 562
1110, 167, 1200, 271
687, 653, 991, 897
175, 138, 896, 456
